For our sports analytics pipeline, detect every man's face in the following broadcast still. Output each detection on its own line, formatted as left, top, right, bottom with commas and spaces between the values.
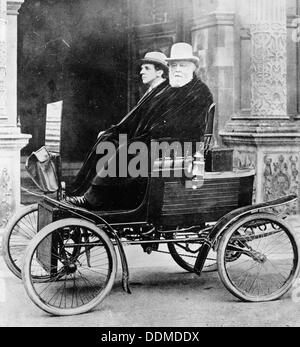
140, 64, 162, 86
169, 61, 196, 88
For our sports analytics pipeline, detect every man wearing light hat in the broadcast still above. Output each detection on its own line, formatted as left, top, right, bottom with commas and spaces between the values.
66, 43, 213, 210
139, 51, 169, 98
141, 42, 213, 143
96, 51, 168, 138
166, 42, 200, 88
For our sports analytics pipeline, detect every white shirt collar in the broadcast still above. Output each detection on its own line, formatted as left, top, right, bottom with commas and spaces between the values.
148, 78, 166, 92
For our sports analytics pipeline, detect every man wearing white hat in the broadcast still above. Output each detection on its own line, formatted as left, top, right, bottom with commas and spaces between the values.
139, 51, 169, 98
142, 42, 213, 143
166, 42, 200, 88
66, 42, 213, 209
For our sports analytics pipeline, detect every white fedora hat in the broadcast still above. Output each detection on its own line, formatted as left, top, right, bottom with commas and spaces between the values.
166, 42, 199, 66
139, 51, 168, 71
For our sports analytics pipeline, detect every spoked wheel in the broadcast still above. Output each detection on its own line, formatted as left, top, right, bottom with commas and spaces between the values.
3, 204, 38, 279
168, 238, 217, 273
217, 213, 300, 302
22, 218, 117, 316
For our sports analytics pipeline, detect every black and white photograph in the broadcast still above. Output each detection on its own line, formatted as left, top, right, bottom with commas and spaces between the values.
1, 0, 300, 329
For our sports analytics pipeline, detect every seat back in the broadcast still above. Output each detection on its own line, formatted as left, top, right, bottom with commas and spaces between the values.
204, 103, 216, 158
45, 100, 63, 154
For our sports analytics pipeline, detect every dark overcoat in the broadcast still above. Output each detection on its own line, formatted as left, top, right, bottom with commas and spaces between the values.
68, 77, 213, 209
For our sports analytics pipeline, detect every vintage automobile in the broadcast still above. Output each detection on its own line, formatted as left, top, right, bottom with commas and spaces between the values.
3, 104, 300, 316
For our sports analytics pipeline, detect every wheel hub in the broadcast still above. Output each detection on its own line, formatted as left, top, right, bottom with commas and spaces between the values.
65, 263, 77, 274
252, 251, 267, 264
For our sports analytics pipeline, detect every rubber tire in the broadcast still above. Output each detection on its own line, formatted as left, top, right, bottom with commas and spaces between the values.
22, 218, 117, 316
217, 213, 300, 302
3, 204, 38, 279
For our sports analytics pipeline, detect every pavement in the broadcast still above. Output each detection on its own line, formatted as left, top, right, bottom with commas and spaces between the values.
1, 215, 300, 327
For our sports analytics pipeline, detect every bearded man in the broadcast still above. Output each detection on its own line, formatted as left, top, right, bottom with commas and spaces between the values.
66, 43, 213, 210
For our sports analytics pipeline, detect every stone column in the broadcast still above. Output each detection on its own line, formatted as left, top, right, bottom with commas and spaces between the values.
0, 0, 7, 124
250, 0, 288, 119
191, 0, 236, 145
0, 0, 31, 231
221, 0, 300, 213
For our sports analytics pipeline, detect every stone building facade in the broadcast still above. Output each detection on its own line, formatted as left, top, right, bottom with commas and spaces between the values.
0, 0, 30, 229
130, 0, 300, 213
1, 0, 300, 229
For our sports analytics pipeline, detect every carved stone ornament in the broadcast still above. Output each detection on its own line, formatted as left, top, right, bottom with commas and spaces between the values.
249, 0, 287, 118
234, 150, 256, 170
250, 23, 287, 117
263, 154, 298, 214
0, 167, 12, 227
